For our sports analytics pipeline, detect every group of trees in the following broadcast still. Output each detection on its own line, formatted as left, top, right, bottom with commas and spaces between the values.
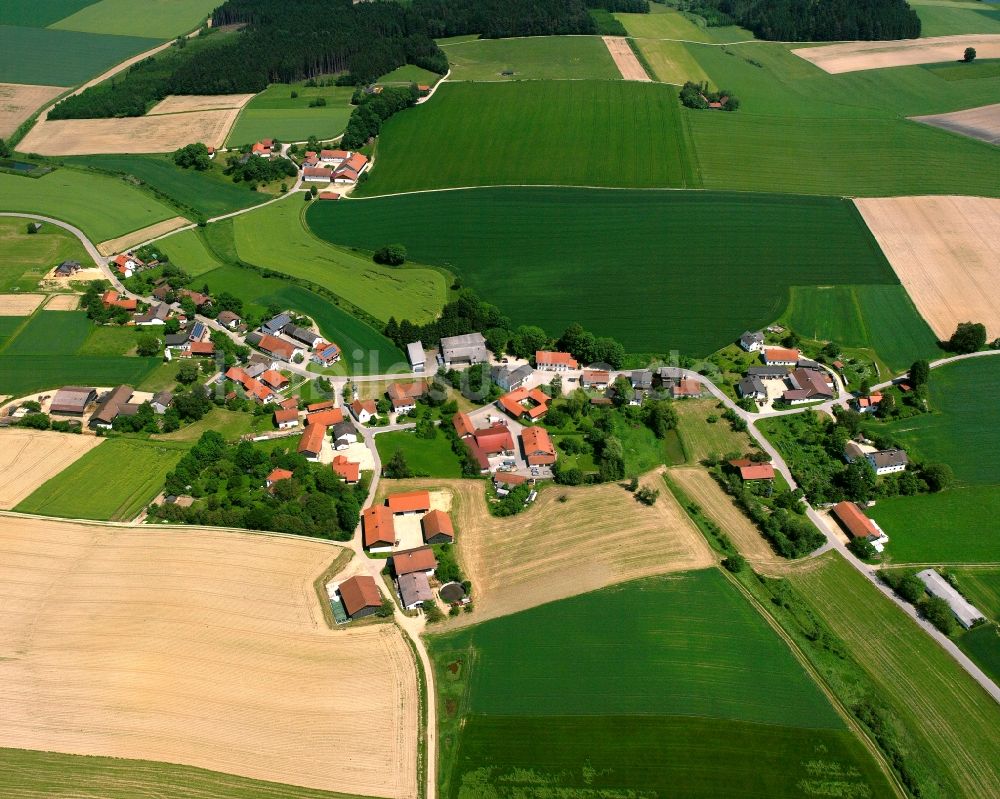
342, 85, 420, 149
173, 142, 213, 171
153, 431, 364, 539
880, 570, 966, 635
679, 81, 740, 111
945, 321, 988, 354
223, 152, 298, 187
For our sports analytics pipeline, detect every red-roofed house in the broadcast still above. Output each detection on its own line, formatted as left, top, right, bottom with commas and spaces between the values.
302, 150, 319, 166
302, 166, 331, 183
298, 423, 326, 460
260, 369, 289, 390
762, 347, 801, 366
581, 370, 611, 390
350, 399, 377, 424
498, 387, 550, 420
312, 340, 341, 366
274, 408, 299, 429
387, 490, 431, 515
535, 350, 578, 371
473, 423, 515, 456
266, 468, 293, 488
255, 334, 298, 361
101, 290, 137, 311
331, 455, 360, 484
387, 380, 427, 413
421, 509, 454, 544
319, 191, 340, 201
332, 153, 369, 184
670, 379, 702, 399
337, 575, 382, 619
521, 426, 556, 466
320, 149, 349, 164
252, 139, 273, 157
363, 505, 396, 552
453, 411, 475, 439
181, 341, 215, 358
855, 393, 883, 414
112, 253, 143, 278
741, 463, 775, 481
392, 546, 437, 577
308, 400, 336, 412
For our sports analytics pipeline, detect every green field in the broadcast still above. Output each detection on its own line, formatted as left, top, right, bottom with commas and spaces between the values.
17, 437, 186, 520
0, 0, 96, 28
0, 169, 176, 243
69, 154, 268, 218
231, 197, 445, 324
442, 36, 619, 81
616, 8, 754, 43
958, 623, 1000, 683
925, 57, 1000, 80
910, 0, 1000, 36
0, 216, 89, 292
789, 552, 1000, 798
0, 747, 373, 799
76, 324, 140, 356
356, 81, 699, 195
375, 430, 463, 478
226, 83, 355, 146
309, 188, 897, 355
430, 570, 894, 799
674, 398, 754, 462
377, 64, 441, 84
50, 0, 217, 38
155, 227, 222, 276
782, 285, 941, 373
632, 38, 712, 84
0, 25, 160, 86
0, 311, 159, 395
153, 407, 259, 442
952, 568, 1000, 619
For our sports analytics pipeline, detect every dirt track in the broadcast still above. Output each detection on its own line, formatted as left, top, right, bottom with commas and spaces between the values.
0, 517, 418, 798
912, 102, 1000, 146
380, 471, 712, 627
603, 36, 652, 81
855, 195, 1000, 339
97, 217, 190, 256
0, 293, 45, 315
0, 430, 102, 508
792, 34, 1000, 74
0, 83, 66, 138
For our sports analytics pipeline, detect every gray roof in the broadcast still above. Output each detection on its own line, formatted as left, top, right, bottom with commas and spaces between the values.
869, 449, 908, 469
631, 370, 653, 389
244, 362, 267, 378
441, 332, 488, 364
916, 569, 984, 628
90, 385, 134, 425
493, 363, 532, 386
398, 572, 433, 607
262, 313, 291, 334
50, 386, 95, 413
737, 376, 766, 397
740, 330, 764, 346
152, 390, 173, 407
285, 324, 319, 345
135, 303, 169, 323
245, 332, 264, 347
797, 358, 821, 370
333, 420, 356, 439
748, 365, 788, 379
164, 333, 188, 347
217, 310, 241, 324
406, 341, 426, 365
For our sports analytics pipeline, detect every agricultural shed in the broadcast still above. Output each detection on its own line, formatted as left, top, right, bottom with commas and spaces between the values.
363, 505, 396, 552
50, 386, 96, 415
392, 546, 437, 577
387, 490, 431, 515
916, 569, 984, 629
421, 509, 454, 544
338, 575, 382, 619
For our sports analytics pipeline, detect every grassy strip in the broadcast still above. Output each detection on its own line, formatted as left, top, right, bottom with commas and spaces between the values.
626, 36, 658, 82
311, 547, 353, 630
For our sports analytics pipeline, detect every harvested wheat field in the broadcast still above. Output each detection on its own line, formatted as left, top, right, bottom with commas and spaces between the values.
43, 293, 80, 310
18, 109, 245, 156
381, 471, 712, 626
0, 293, 45, 315
603, 36, 651, 81
912, 102, 1000, 146
0, 430, 102, 509
148, 94, 256, 115
97, 216, 190, 256
793, 34, 1000, 74
0, 83, 66, 138
855, 195, 1000, 339
0, 517, 418, 799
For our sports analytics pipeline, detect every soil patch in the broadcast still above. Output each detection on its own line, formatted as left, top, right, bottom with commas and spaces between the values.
0, 293, 45, 315
0, 82, 66, 138
148, 94, 256, 115
792, 34, 1000, 74
603, 36, 652, 81
912, 101, 1000, 146
43, 293, 80, 310
0, 429, 102, 508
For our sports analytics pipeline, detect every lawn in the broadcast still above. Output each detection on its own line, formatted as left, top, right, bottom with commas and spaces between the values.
674, 398, 754, 463
309, 187, 897, 356
925, 57, 1000, 81
958, 623, 1000, 684
911, 0, 1000, 36
153, 407, 259, 442
0, 747, 370, 799
789, 552, 1000, 799
226, 83, 354, 146
374, 430, 463, 478
551, 433, 597, 472
0, 216, 89, 292
77, 324, 139, 356
0, 25, 160, 86
155, 227, 222, 276
782, 285, 941, 373
49, 0, 218, 38
16, 437, 186, 520
377, 64, 441, 84
0, 0, 96, 28
0, 169, 176, 243
232, 197, 445, 324
69, 154, 269, 218
441, 36, 619, 81
951, 568, 1000, 619
430, 570, 894, 799
355, 81, 700, 195
616, 8, 753, 43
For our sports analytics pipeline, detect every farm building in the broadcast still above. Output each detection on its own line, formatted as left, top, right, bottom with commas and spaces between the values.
738, 375, 767, 401
387, 490, 431, 515
453, 411, 475, 439
249, 333, 299, 362
134, 303, 169, 326
498, 387, 550, 420
308, 408, 344, 427
364, 505, 396, 552
439, 581, 468, 605
89, 385, 137, 429
298, 423, 326, 461
762, 347, 800, 366
50, 386, 96, 416
670, 379, 702, 399
320, 149, 349, 164
536, 350, 578, 371
262, 313, 291, 335
261, 370, 289, 390
581, 370, 611, 390
101, 290, 136, 311
739, 331, 765, 352
493, 472, 527, 496
285, 324, 322, 348
730, 459, 775, 482
748, 365, 790, 380
302, 167, 332, 183
521, 426, 556, 466
392, 546, 437, 577
831, 501, 889, 552
844, 441, 909, 475
782, 368, 834, 404
440, 332, 488, 368
331, 454, 360, 483
350, 399, 377, 423
274, 408, 299, 429
181, 341, 215, 358
337, 575, 383, 620
421, 509, 454, 544
407, 341, 426, 372
916, 569, 985, 629
151, 391, 173, 414
397, 572, 433, 610
492, 364, 533, 392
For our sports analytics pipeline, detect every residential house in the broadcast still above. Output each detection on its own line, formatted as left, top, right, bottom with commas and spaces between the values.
54, 260, 81, 277
492, 364, 533, 392
844, 441, 908, 475
832, 501, 890, 553
670, 379, 702, 399
581, 370, 610, 390
363, 505, 396, 552
302, 166, 331, 183
332, 153, 369, 183
251, 139, 274, 157
101, 290, 136, 311
298, 423, 326, 461
332, 420, 357, 449
421, 509, 454, 545
312, 340, 341, 366
782, 368, 834, 404
274, 408, 299, 429
225, 366, 275, 405
261, 369, 289, 390
407, 341, 426, 372
217, 310, 241, 329
178, 289, 211, 308
261, 313, 292, 335
916, 569, 984, 629
387, 381, 427, 413
164, 332, 188, 349
50, 386, 96, 416
387, 490, 431, 516
630, 370, 654, 391
535, 350, 578, 371
392, 546, 437, 577
188, 321, 207, 342
266, 468, 293, 488
331, 454, 360, 483
337, 575, 382, 619
278, 396, 298, 411
302, 150, 319, 167
285, 324, 322, 348
319, 149, 349, 165
854, 393, 883, 414
440, 332, 488, 368
350, 398, 377, 424
307, 408, 344, 427
397, 572, 433, 610
737, 375, 767, 401
112, 253, 143, 278
134, 303, 169, 326
762, 347, 801, 366
452, 411, 475, 439
521, 426, 556, 466
151, 391, 173, 414
729, 458, 774, 482
739, 330, 765, 352
462, 422, 516, 473
89, 385, 136, 429
251, 333, 298, 362
498, 386, 549, 421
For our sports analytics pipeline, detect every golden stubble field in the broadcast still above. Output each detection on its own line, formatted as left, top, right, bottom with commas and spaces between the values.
603, 36, 652, 81
0, 517, 419, 799
97, 216, 190, 256
0, 429, 103, 509
855, 195, 1000, 339
380, 471, 713, 626
792, 34, 1000, 73
0, 83, 66, 138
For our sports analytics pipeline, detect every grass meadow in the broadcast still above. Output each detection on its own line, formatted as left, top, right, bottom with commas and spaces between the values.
958, 623, 1000, 684
430, 570, 894, 799
377, 64, 442, 84
0, 747, 369, 799
910, 0, 1000, 36
0, 0, 96, 27
49, 0, 218, 38
674, 398, 755, 463
925, 57, 1000, 81
232, 198, 446, 324
309, 187, 897, 355
952, 568, 1000, 619
155, 228, 223, 276
0, 216, 89, 292
356, 81, 700, 195
226, 84, 354, 146
442, 36, 619, 81
16, 437, 186, 520
0, 25, 160, 86
616, 7, 754, 43
0, 169, 176, 243
69, 154, 267, 218
632, 38, 712, 84
790, 552, 1000, 798
374, 430, 463, 478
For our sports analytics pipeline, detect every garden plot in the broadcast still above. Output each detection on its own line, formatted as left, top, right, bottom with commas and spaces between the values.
0, 82, 65, 137
792, 34, 1000, 73
0, 429, 102, 508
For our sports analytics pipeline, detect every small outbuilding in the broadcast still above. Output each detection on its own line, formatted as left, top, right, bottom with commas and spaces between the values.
421, 509, 454, 544
338, 575, 383, 620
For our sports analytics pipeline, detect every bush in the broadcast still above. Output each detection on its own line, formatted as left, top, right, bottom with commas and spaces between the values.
374, 244, 407, 266
946, 321, 986, 354
847, 537, 877, 560
722, 553, 747, 573
635, 486, 659, 505
919, 595, 956, 635
896, 574, 926, 604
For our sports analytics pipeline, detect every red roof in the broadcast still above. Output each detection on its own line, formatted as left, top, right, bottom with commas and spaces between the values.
266, 468, 293, 485
279, 397, 298, 410
453, 411, 475, 438
832, 501, 880, 541
226, 366, 248, 384
320, 149, 349, 160
343, 152, 368, 172
499, 387, 550, 419
387, 381, 427, 402
298, 423, 326, 456
273, 408, 298, 424
739, 463, 774, 481
351, 398, 377, 416
308, 400, 336, 412
307, 407, 344, 427
363, 505, 395, 548
421, 509, 454, 542
473, 423, 514, 455
331, 454, 360, 483
186, 341, 214, 356
387, 490, 431, 514
257, 334, 295, 359
536, 350, 578, 368
672, 379, 701, 397
521, 426, 556, 465
319, 191, 341, 200
302, 166, 330, 179
763, 347, 800, 364
392, 546, 437, 576
582, 370, 610, 385
494, 472, 527, 487
338, 575, 381, 616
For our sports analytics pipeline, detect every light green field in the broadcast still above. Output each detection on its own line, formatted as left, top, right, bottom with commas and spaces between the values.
374, 430, 463, 478
0, 169, 176, 243
442, 36, 619, 81
790, 552, 1000, 799
155, 228, 222, 276
0, 0, 96, 28
616, 8, 752, 43
232, 197, 445, 323
674, 398, 754, 462
0, 216, 89, 292
226, 84, 355, 146
377, 64, 441, 84
76, 324, 139, 356
49, 0, 217, 38
0, 747, 373, 799
153, 407, 259, 442
16, 437, 186, 521
632, 38, 710, 84
909, 0, 1000, 36
952, 568, 1000, 619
